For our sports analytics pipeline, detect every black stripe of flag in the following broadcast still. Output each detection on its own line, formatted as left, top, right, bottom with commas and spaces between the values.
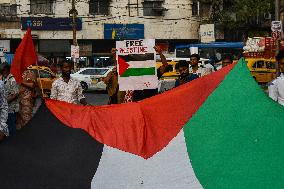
118, 53, 155, 62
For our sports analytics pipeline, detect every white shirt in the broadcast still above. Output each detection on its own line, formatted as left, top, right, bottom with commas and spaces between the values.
268, 73, 284, 106
216, 65, 223, 70
50, 77, 85, 104
0, 80, 9, 136
189, 64, 213, 77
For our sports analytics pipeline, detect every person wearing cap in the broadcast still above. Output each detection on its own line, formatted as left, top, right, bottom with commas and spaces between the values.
268, 50, 284, 106
0, 63, 19, 136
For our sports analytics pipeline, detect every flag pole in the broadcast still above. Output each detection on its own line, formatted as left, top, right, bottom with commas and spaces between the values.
35, 60, 45, 98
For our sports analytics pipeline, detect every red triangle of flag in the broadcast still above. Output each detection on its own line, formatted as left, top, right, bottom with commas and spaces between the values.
117, 56, 130, 76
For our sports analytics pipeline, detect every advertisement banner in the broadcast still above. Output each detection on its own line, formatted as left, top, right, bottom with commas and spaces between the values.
104, 24, 144, 40
71, 45, 79, 59
271, 21, 282, 40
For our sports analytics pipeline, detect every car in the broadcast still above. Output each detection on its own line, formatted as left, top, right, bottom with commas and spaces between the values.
71, 67, 114, 91
156, 58, 211, 80
28, 66, 57, 94
246, 58, 277, 83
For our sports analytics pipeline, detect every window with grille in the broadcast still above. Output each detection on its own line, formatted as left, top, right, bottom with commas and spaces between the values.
89, 0, 110, 15
0, 4, 17, 16
192, 1, 199, 16
142, 1, 165, 16
30, 0, 53, 15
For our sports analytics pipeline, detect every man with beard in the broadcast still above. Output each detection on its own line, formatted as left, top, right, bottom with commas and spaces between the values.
50, 60, 87, 105
175, 60, 199, 87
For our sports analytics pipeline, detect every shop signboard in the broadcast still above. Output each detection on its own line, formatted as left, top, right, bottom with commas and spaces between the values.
21, 17, 82, 31
200, 24, 215, 43
79, 43, 92, 57
104, 24, 144, 40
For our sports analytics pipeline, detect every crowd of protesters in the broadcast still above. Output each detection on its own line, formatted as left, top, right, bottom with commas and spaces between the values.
0, 47, 240, 142
0, 63, 39, 141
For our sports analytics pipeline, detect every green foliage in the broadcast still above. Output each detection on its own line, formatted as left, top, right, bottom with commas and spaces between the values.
206, 0, 274, 29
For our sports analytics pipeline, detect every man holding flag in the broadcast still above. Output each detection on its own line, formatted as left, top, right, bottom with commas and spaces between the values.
10, 28, 38, 129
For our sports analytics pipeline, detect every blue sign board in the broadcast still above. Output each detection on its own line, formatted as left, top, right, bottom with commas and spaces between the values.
104, 24, 144, 40
21, 17, 82, 31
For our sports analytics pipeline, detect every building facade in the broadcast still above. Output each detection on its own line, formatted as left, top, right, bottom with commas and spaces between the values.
0, 0, 204, 64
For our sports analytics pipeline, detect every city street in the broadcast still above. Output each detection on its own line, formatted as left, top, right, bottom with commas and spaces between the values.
33, 91, 109, 114
84, 91, 109, 106
1, 0, 284, 188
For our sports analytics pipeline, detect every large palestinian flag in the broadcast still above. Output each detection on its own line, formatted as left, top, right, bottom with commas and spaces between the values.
0, 58, 284, 189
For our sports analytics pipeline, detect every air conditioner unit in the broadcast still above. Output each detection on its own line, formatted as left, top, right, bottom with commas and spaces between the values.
264, 13, 272, 20
152, 7, 167, 12
152, 2, 167, 12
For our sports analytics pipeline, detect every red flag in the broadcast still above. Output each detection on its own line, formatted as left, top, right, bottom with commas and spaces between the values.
11, 28, 37, 83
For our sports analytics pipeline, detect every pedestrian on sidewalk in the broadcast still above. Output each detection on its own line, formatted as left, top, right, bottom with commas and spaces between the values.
50, 60, 87, 105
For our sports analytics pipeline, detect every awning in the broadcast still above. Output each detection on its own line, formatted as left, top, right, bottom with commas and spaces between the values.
176, 42, 244, 49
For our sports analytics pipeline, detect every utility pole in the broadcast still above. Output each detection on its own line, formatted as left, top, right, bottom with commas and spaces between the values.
275, 0, 280, 21
275, 0, 281, 76
69, 0, 78, 70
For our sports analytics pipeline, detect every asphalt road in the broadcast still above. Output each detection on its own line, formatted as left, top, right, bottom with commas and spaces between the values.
84, 91, 109, 106
33, 91, 109, 114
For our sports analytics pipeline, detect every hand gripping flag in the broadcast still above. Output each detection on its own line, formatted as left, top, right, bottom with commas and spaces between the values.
11, 28, 37, 83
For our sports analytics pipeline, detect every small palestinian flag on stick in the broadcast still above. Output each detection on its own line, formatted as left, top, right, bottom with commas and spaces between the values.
116, 39, 158, 91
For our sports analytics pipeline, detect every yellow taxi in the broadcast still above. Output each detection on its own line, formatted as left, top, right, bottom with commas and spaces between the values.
27, 65, 57, 92
156, 58, 210, 80
246, 58, 277, 83
156, 60, 179, 80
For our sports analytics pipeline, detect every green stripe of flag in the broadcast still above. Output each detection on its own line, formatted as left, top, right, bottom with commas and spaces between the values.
184, 58, 284, 189
121, 67, 156, 77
